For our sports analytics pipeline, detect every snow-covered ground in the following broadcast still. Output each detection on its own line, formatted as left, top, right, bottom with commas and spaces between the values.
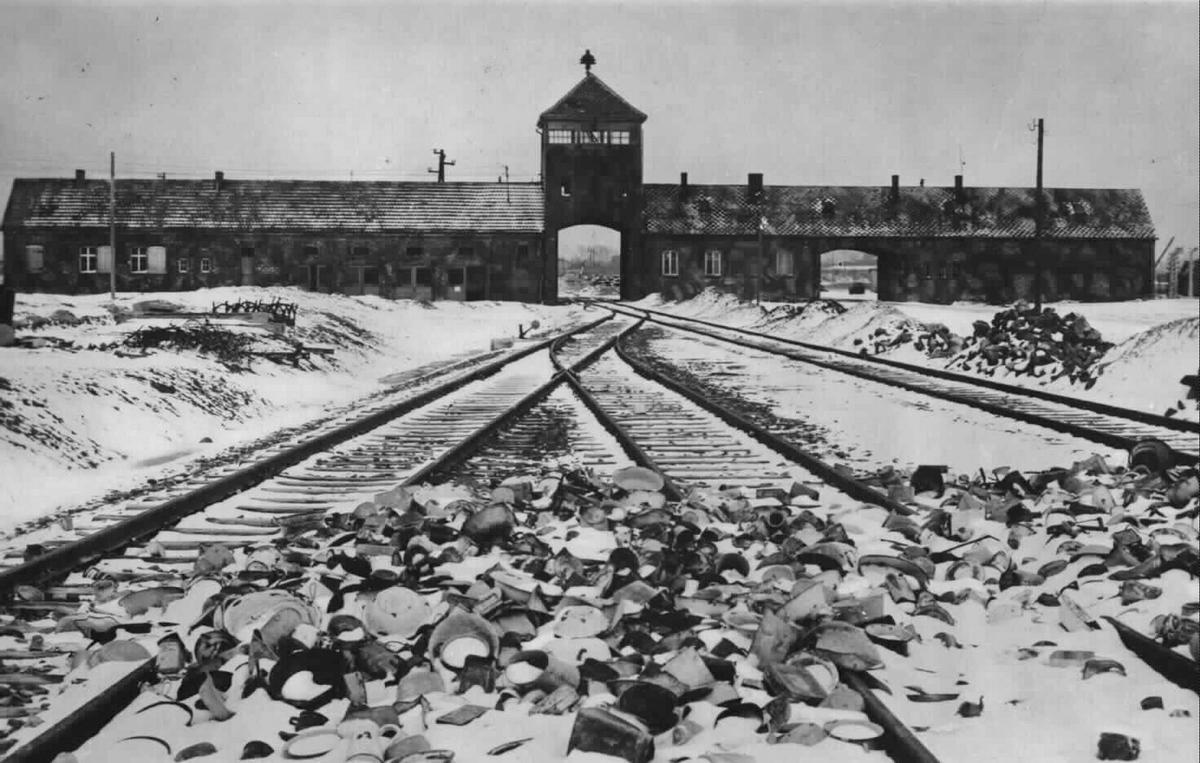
636, 290, 1199, 420
0, 287, 592, 528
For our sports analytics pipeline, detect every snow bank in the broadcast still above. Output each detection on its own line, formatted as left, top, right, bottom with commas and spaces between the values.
646, 289, 1199, 420
0, 287, 589, 527
1090, 316, 1200, 418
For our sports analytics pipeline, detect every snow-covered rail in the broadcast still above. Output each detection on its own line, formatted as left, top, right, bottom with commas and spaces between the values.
611, 304, 1199, 463
0, 315, 639, 761
563, 323, 942, 763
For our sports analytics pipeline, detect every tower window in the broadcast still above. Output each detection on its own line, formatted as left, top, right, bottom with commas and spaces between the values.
548, 129, 573, 144
661, 249, 679, 277
560, 180, 571, 197
610, 130, 631, 145
704, 250, 722, 277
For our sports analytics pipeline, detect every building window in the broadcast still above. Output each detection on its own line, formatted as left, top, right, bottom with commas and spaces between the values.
352, 246, 369, 259
548, 129, 572, 144
200, 257, 212, 273
79, 246, 98, 273
923, 263, 933, 279
361, 267, 379, 286
560, 180, 571, 197
516, 244, 530, 262
661, 249, 679, 277
610, 130, 631, 145
704, 249, 722, 277
447, 268, 465, 286
405, 246, 424, 259
178, 259, 189, 273
130, 246, 148, 274
24, 245, 45, 272
458, 247, 474, 258
241, 246, 255, 259
776, 251, 794, 277
302, 245, 318, 260
820, 198, 837, 217
414, 267, 433, 287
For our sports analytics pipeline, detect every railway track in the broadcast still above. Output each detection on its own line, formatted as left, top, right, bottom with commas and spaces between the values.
608, 302, 1199, 463
3, 306, 1192, 762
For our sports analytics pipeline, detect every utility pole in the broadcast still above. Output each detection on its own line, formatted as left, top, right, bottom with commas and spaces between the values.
428, 148, 455, 183
1031, 118, 1045, 310
503, 165, 510, 203
109, 151, 116, 300
757, 215, 766, 306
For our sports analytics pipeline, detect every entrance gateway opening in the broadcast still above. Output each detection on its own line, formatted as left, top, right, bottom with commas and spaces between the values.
819, 249, 877, 301
557, 225, 621, 300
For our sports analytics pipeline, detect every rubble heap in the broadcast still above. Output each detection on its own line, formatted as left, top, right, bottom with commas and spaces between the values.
946, 302, 1114, 385
1, 451, 1196, 763
854, 322, 964, 359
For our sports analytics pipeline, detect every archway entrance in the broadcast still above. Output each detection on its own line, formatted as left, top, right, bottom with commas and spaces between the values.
819, 249, 877, 301
557, 225, 621, 300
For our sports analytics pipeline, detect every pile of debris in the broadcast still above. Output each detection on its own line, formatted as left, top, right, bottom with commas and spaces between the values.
122, 319, 311, 366
945, 302, 1114, 385
4, 446, 1196, 762
211, 298, 299, 326
855, 322, 964, 359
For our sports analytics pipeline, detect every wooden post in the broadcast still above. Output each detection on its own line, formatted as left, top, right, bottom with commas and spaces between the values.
1033, 118, 1044, 310
757, 221, 765, 305
109, 152, 116, 300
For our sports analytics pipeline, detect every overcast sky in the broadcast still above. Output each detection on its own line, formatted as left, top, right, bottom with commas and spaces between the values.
1, 0, 1197, 256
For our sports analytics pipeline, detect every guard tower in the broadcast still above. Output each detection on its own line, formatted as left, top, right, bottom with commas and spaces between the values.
539, 50, 647, 300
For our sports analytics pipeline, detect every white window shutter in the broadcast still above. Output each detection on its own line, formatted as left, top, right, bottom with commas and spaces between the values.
97, 246, 113, 273
148, 246, 167, 274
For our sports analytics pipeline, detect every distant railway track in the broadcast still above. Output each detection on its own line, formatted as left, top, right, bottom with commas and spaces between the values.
607, 302, 1199, 463
1, 308, 944, 763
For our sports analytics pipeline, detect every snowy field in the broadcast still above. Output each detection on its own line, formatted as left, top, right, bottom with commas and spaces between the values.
637, 290, 1199, 421
0, 287, 592, 529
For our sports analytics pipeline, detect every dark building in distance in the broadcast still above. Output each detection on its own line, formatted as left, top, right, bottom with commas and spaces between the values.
2, 59, 1155, 304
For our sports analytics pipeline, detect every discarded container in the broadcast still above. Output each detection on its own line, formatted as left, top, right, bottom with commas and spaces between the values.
567, 707, 655, 763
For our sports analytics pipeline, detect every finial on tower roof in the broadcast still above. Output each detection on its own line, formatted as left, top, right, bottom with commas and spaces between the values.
580, 49, 596, 75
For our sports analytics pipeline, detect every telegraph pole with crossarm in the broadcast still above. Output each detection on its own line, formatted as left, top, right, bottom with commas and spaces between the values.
428, 149, 455, 183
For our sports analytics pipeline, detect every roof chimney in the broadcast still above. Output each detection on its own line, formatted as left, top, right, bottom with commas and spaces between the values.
214, 171, 224, 192
74, 169, 86, 186
954, 174, 964, 202
680, 172, 689, 198
890, 174, 899, 204
748, 172, 763, 201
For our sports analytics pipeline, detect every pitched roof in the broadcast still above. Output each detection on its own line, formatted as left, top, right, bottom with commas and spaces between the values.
538, 73, 647, 124
642, 184, 1155, 240
2, 179, 544, 233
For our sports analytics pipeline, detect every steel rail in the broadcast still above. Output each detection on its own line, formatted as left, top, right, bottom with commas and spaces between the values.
551, 319, 685, 502
624, 302, 1199, 436
841, 670, 943, 763
2, 316, 624, 763
1102, 615, 1200, 694
561, 323, 937, 763
0, 314, 611, 597
611, 304, 1198, 461
611, 329, 917, 516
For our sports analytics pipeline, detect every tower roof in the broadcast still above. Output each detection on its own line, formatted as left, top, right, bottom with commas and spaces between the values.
538, 73, 647, 124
